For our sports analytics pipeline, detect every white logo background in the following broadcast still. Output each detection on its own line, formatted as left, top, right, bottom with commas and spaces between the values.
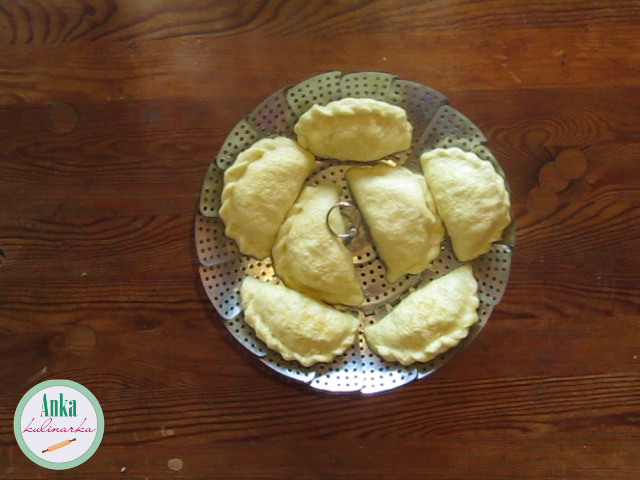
20, 385, 98, 464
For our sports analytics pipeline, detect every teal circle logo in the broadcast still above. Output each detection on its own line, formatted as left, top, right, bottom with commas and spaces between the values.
14, 380, 104, 470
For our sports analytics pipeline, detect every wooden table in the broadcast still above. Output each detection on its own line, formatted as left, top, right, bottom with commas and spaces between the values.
1, 1, 639, 478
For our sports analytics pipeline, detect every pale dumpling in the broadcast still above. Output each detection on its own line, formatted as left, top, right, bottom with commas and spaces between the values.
420, 147, 511, 262
240, 277, 359, 367
294, 98, 413, 162
219, 136, 315, 260
272, 185, 365, 306
346, 164, 445, 282
363, 265, 479, 366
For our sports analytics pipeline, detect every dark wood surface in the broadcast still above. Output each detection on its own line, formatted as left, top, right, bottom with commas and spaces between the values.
1, 1, 639, 478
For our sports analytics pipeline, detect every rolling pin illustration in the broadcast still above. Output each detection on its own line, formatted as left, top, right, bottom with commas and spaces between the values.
42, 438, 76, 453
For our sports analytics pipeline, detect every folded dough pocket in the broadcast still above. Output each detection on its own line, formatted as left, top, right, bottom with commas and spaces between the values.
420, 147, 511, 262
219, 137, 315, 260
363, 265, 479, 366
294, 98, 413, 162
240, 277, 360, 367
272, 185, 365, 307
346, 163, 445, 283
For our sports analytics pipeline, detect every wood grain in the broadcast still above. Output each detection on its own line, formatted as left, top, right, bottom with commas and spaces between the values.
1, 0, 640, 478
1, 0, 640, 44
0, 27, 639, 105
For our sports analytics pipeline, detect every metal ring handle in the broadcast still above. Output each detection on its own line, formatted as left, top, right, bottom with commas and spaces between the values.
326, 202, 361, 239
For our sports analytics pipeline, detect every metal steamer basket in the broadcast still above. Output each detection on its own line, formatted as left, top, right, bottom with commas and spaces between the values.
196, 71, 515, 394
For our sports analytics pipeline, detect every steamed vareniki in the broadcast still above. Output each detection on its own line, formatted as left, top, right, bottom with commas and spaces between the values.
363, 265, 479, 366
240, 277, 359, 367
219, 137, 315, 259
420, 147, 511, 261
346, 164, 445, 282
272, 185, 364, 306
294, 98, 413, 162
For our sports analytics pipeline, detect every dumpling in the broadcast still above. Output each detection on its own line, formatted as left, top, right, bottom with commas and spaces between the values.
240, 276, 360, 367
272, 185, 364, 306
294, 98, 413, 162
420, 147, 511, 262
363, 265, 479, 366
346, 163, 445, 282
219, 136, 315, 260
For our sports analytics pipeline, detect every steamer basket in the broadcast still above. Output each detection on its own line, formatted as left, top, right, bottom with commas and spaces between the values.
196, 71, 514, 394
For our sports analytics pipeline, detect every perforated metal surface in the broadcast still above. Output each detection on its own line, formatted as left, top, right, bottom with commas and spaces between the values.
196, 71, 515, 394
